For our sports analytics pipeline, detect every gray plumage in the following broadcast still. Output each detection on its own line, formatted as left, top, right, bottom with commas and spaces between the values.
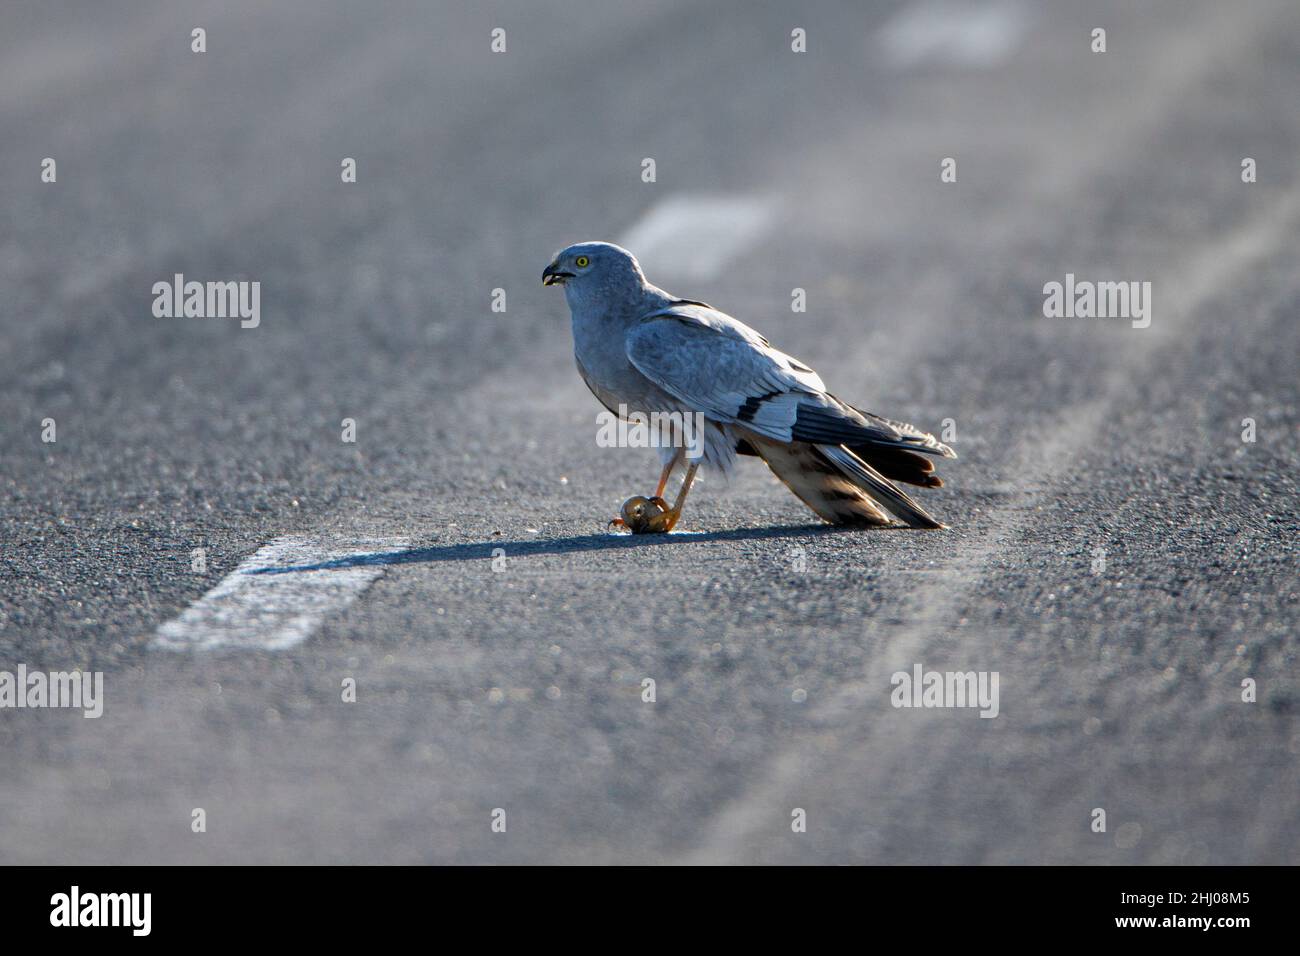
543, 241, 955, 528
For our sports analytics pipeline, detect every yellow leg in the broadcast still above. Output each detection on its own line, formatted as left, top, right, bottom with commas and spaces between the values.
610, 453, 698, 534
652, 461, 699, 532
654, 449, 684, 499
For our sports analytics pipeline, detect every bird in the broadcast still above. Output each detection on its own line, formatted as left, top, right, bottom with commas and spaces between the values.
543, 241, 955, 533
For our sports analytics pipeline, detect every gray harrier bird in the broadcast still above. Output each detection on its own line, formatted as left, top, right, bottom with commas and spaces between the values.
543, 241, 955, 533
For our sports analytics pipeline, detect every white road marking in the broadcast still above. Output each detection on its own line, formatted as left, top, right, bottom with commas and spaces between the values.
876, 0, 1029, 69
152, 534, 410, 652
617, 194, 776, 281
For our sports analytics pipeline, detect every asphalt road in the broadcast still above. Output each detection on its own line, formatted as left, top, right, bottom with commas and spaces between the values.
1, 0, 1297, 864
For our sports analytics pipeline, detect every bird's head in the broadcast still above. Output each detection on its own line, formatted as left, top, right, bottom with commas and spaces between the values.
542, 241, 646, 306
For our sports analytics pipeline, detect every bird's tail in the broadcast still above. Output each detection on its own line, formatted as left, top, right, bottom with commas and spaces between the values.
750, 438, 945, 529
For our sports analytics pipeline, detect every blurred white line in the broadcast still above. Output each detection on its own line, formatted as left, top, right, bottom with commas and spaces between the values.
876, 0, 1028, 69
618, 194, 777, 281
685, 179, 1300, 864
152, 535, 409, 651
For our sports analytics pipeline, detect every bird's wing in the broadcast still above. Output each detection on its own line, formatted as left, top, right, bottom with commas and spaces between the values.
626, 305, 954, 458
642, 300, 775, 349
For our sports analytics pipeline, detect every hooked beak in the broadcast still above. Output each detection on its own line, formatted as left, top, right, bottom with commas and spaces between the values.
542, 262, 574, 286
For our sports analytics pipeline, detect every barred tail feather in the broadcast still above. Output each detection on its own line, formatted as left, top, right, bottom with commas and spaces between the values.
749, 438, 945, 529
749, 438, 892, 526
818, 445, 945, 528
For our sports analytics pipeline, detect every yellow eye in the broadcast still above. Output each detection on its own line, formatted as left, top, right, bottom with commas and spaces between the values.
575, 255, 590, 268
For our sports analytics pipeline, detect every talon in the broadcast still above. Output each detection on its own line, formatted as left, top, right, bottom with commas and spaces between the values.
658, 506, 682, 533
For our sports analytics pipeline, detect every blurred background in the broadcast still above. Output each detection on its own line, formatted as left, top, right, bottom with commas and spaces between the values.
0, 0, 1297, 864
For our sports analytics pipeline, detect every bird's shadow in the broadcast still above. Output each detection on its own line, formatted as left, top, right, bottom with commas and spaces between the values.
244, 523, 888, 575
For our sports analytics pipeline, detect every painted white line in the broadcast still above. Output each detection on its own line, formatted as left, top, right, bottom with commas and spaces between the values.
875, 0, 1028, 70
617, 194, 776, 281
152, 534, 410, 652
